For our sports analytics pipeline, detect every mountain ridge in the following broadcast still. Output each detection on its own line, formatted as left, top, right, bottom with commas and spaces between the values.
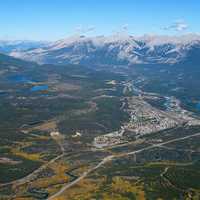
0, 40, 50, 54
8, 34, 200, 66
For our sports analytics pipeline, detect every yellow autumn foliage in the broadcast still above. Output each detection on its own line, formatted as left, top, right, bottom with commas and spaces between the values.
11, 148, 41, 161
31, 161, 69, 189
111, 177, 145, 200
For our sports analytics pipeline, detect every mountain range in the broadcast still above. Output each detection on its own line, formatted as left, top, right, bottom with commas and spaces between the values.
6, 34, 200, 66
0, 40, 49, 54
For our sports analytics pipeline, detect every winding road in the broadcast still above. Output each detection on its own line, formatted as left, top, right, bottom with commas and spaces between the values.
0, 135, 66, 188
47, 132, 200, 200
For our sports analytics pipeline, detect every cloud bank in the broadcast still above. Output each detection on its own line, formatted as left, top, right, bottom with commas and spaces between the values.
163, 20, 189, 32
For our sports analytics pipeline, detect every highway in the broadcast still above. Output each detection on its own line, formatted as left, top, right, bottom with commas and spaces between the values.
47, 132, 200, 200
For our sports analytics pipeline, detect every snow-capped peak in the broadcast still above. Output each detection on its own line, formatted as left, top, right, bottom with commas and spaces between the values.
8, 34, 200, 66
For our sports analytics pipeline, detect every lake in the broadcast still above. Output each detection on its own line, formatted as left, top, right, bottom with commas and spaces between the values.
8, 75, 31, 83
30, 85, 48, 92
196, 102, 200, 111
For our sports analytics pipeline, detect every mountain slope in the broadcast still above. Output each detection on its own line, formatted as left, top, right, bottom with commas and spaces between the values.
0, 53, 37, 69
10, 34, 200, 66
0, 40, 49, 54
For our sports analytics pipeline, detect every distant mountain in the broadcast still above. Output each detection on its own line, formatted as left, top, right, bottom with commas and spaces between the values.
0, 40, 50, 54
0, 53, 37, 69
9, 34, 200, 66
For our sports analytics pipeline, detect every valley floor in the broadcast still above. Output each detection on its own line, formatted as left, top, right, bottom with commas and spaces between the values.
0, 64, 200, 200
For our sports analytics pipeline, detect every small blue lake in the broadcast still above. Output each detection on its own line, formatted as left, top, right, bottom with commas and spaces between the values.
8, 75, 31, 83
196, 102, 200, 111
0, 91, 7, 96
30, 85, 48, 92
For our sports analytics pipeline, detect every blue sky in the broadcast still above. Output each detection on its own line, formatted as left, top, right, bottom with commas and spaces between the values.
0, 0, 199, 41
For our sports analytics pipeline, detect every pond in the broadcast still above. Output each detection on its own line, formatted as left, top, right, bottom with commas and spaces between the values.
8, 75, 31, 83
0, 91, 7, 96
30, 85, 48, 92
196, 102, 200, 111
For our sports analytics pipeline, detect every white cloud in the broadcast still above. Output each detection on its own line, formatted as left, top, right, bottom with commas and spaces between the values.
122, 24, 129, 31
112, 24, 130, 36
163, 20, 189, 32
75, 25, 95, 34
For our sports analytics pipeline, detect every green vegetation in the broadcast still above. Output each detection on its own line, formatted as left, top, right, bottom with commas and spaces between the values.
0, 55, 200, 199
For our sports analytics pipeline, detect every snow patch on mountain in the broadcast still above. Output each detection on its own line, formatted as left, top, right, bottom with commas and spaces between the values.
9, 34, 200, 65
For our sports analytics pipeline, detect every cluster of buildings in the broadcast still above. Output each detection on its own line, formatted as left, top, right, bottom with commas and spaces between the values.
93, 129, 125, 148
93, 81, 200, 149
125, 97, 179, 136
93, 96, 179, 148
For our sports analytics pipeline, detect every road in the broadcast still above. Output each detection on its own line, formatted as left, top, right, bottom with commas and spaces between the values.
0, 153, 65, 188
47, 155, 114, 200
0, 136, 66, 188
47, 132, 200, 200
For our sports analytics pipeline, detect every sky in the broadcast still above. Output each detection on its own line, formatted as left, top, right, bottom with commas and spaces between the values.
0, 0, 199, 41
